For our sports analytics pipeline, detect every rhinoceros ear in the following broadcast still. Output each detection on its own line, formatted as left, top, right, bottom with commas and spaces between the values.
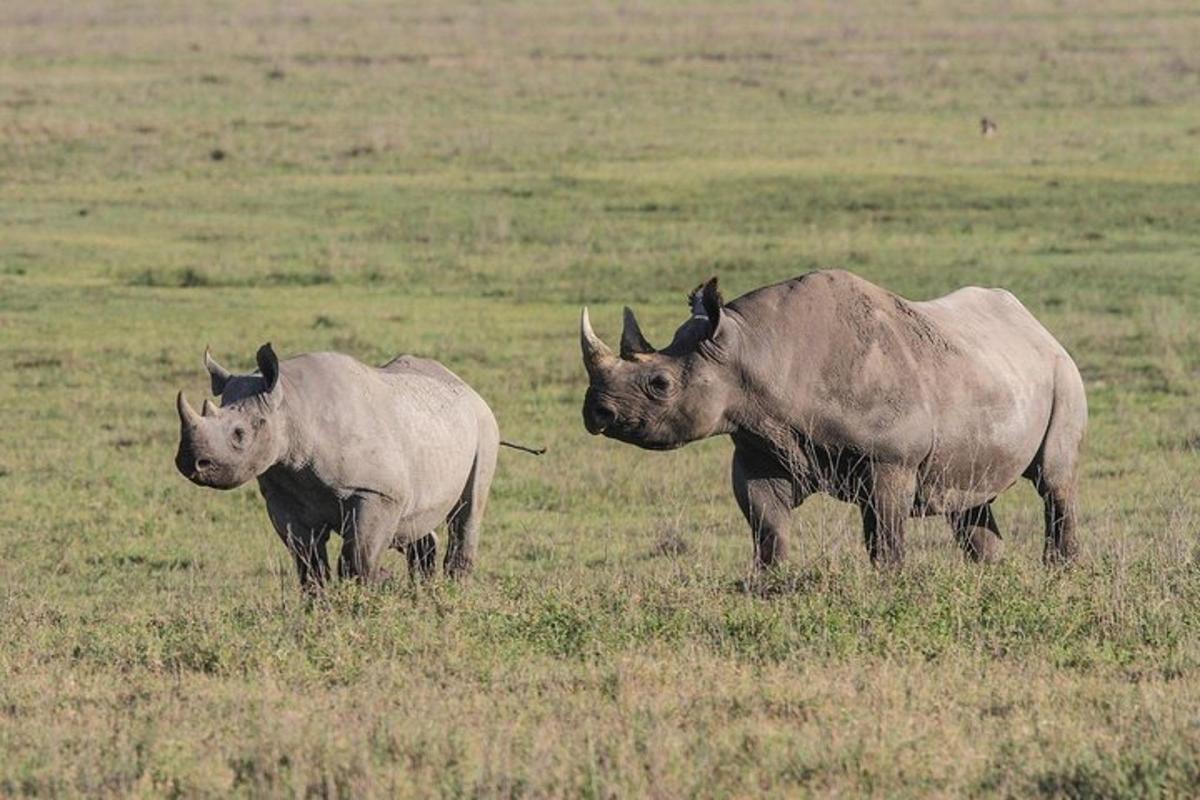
688, 277, 724, 338
256, 343, 280, 395
204, 346, 233, 396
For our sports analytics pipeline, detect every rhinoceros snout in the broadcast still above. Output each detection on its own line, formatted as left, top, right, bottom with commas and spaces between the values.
583, 399, 617, 435
175, 451, 199, 480
174, 441, 212, 483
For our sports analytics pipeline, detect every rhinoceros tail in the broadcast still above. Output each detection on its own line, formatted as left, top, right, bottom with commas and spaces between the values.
500, 440, 546, 456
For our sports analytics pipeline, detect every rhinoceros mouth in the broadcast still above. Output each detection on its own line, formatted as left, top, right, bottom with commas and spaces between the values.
176, 455, 242, 490
600, 426, 684, 451
633, 439, 685, 451
187, 472, 241, 491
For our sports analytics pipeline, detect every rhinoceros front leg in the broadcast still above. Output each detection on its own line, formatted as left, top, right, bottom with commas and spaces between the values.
732, 445, 806, 570
264, 499, 330, 591
406, 532, 438, 580
337, 494, 402, 584
860, 462, 916, 567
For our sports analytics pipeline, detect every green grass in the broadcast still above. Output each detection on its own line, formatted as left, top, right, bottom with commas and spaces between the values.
2, 1, 1200, 796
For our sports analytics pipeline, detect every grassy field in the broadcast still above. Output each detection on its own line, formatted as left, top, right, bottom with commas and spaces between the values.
3, 1, 1200, 796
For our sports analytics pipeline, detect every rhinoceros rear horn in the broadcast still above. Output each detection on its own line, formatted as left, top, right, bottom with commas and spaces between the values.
580, 308, 616, 377
204, 346, 232, 395
176, 390, 201, 430
620, 307, 655, 359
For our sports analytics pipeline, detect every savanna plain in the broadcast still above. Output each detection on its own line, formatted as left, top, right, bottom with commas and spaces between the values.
3, 1, 1200, 796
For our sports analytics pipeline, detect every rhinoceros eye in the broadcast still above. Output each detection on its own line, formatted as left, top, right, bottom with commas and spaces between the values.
647, 373, 672, 398
231, 426, 247, 447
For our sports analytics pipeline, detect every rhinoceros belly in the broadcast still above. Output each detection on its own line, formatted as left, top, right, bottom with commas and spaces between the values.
915, 421, 1046, 515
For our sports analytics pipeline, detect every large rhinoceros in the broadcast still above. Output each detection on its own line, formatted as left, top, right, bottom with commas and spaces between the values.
174, 344, 511, 589
580, 270, 1086, 569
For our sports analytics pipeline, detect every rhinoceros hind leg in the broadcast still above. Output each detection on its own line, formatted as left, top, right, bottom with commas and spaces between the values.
1026, 358, 1086, 566
948, 504, 1003, 563
444, 446, 498, 579
1035, 480, 1078, 566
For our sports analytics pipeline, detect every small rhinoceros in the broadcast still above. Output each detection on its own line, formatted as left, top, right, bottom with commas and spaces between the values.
174, 343, 525, 588
580, 270, 1087, 571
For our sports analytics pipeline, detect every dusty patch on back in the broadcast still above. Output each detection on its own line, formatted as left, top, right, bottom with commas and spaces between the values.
380, 355, 467, 413
891, 297, 957, 357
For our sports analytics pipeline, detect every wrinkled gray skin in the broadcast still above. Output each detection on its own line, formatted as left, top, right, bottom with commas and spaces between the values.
175, 344, 499, 589
581, 270, 1086, 569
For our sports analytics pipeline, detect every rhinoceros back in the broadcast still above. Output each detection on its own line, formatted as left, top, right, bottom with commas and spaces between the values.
379, 354, 474, 415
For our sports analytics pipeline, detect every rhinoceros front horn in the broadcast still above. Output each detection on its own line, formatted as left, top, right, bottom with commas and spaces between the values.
580, 307, 616, 377
176, 390, 201, 430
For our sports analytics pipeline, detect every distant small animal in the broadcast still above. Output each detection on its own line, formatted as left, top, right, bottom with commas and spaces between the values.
980, 117, 998, 137
580, 270, 1086, 571
175, 344, 538, 589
